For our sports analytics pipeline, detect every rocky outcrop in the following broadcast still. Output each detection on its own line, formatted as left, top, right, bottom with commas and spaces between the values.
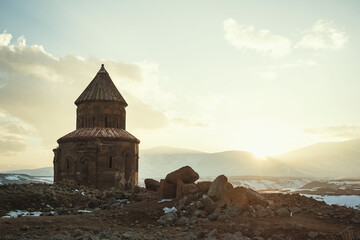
155, 166, 199, 198
144, 178, 160, 192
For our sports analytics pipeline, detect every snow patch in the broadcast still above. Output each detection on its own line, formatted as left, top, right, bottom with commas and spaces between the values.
158, 199, 172, 203
5, 174, 29, 181
301, 194, 360, 209
117, 199, 130, 204
231, 179, 311, 191
77, 210, 92, 213
163, 207, 177, 214
2, 210, 42, 218
328, 181, 360, 185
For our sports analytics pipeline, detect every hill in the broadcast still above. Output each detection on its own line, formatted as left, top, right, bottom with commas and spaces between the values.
275, 138, 360, 178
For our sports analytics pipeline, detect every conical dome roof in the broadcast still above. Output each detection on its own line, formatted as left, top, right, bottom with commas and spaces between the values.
75, 64, 128, 106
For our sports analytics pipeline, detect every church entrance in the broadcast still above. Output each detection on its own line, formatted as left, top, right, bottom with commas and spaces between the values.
78, 156, 95, 186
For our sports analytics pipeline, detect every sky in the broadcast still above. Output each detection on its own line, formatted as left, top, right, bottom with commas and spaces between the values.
0, 0, 360, 170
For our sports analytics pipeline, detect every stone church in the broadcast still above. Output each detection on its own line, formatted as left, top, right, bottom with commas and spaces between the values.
53, 64, 140, 189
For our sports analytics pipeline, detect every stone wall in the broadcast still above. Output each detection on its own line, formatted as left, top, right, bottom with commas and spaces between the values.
53, 139, 138, 189
76, 101, 126, 130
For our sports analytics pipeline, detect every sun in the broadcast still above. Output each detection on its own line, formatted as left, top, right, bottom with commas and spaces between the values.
251, 149, 269, 160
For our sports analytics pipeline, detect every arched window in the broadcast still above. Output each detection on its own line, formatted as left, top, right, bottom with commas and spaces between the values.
109, 156, 113, 169
65, 157, 71, 170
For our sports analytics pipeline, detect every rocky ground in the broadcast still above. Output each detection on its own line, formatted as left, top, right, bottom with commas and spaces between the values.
1, 169, 360, 240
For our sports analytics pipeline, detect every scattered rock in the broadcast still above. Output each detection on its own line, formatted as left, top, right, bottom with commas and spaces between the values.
208, 208, 221, 221
182, 231, 197, 240
73, 229, 83, 237
276, 207, 291, 217
157, 212, 177, 225
193, 209, 207, 218
308, 231, 319, 238
177, 197, 188, 210
177, 216, 190, 226
206, 229, 219, 240
21, 225, 29, 231
122, 231, 146, 239
289, 206, 301, 214
219, 187, 268, 210
1, 167, 358, 240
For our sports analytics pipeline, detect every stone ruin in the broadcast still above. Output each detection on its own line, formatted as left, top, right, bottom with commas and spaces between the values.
53, 64, 140, 189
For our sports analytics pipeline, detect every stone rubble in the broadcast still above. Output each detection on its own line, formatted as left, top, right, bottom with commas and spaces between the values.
1, 166, 360, 239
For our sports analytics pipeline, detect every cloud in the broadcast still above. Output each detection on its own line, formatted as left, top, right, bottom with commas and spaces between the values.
0, 111, 32, 154
259, 71, 277, 80
171, 117, 208, 128
303, 125, 360, 139
0, 30, 170, 152
0, 30, 12, 46
126, 96, 169, 130
297, 20, 348, 49
0, 136, 26, 154
223, 18, 292, 58
254, 59, 317, 80
274, 59, 318, 69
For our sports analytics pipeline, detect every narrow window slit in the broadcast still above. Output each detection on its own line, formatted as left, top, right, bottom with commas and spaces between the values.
109, 156, 113, 169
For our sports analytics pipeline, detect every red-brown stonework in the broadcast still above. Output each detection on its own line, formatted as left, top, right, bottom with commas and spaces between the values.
53, 64, 140, 190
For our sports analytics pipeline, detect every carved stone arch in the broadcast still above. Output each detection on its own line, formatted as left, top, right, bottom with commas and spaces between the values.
78, 155, 96, 186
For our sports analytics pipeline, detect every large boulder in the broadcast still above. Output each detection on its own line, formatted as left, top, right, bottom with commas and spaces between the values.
144, 178, 160, 192
158, 179, 176, 198
165, 166, 199, 185
201, 195, 215, 214
196, 181, 212, 193
207, 175, 229, 201
182, 183, 199, 195
219, 187, 268, 210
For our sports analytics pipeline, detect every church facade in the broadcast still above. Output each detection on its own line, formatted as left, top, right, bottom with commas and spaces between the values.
53, 64, 140, 189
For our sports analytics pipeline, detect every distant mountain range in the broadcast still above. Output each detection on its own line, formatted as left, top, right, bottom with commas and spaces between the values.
5, 167, 53, 177
3, 139, 360, 179
275, 138, 360, 178
141, 138, 360, 179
